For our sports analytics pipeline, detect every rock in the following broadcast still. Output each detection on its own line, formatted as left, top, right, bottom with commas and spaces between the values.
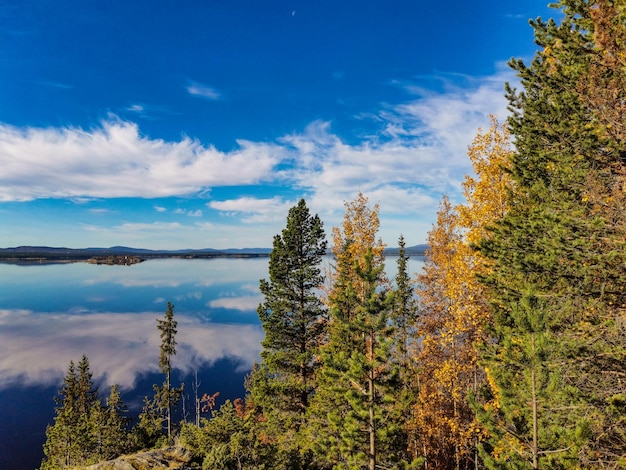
74, 446, 197, 469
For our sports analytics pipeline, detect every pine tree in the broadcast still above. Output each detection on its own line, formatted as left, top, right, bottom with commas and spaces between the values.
98, 384, 131, 459
476, 1, 626, 467
391, 235, 418, 368
42, 360, 80, 470
311, 247, 402, 469
389, 235, 419, 465
252, 198, 328, 467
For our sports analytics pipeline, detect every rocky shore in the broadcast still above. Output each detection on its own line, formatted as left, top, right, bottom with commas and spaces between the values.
75, 446, 197, 470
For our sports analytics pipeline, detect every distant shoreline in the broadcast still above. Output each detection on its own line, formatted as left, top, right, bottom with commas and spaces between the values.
0, 252, 271, 265
0, 245, 427, 264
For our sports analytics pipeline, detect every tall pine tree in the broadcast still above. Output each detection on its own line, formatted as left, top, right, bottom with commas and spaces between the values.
309, 195, 406, 469
476, 1, 626, 467
252, 198, 328, 468
134, 301, 183, 447
157, 301, 181, 440
311, 248, 400, 470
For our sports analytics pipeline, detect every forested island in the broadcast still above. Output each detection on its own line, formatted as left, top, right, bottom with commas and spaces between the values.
38, 2, 626, 469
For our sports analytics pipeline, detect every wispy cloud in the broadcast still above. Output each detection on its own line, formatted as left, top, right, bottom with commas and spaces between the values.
88, 208, 114, 214
186, 81, 222, 100
126, 104, 144, 113
122, 102, 177, 120
35, 79, 74, 90
114, 221, 183, 232
283, 68, 514, 210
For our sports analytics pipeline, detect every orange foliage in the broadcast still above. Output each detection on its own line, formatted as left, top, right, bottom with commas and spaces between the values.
200, 391, 220, 413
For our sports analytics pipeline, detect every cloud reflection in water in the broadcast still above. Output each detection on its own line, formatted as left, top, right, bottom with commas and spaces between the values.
0, 308, 263, 390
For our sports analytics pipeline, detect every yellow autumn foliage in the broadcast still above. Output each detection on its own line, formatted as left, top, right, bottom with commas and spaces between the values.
327, 192, 386, 300
409, 118, 513, 467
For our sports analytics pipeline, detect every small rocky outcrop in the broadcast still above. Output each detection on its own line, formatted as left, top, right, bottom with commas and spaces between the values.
74, 446, 197, 470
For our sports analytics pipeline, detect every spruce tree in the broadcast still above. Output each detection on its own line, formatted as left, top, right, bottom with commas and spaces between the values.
42, 360, 80, 470
391, 235, 418, 368
252, 198, 328, 467
97, 384, 131, 459
41, 355, 105, 469
157, 301, 180, 440
134, 301, 183, 447
389, 235, 419, 465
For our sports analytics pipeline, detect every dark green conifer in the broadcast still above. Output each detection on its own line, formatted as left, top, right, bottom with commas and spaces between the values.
156, 301, 181, 440
389, 235, 419, 464
133, 301, 183, 447
476, 1, 626, 467
252, 198, 327, 468
310, 249, 401, 470
41, 355, 123, 469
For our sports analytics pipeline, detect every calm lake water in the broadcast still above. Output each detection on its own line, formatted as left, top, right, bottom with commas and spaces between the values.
0, 256, 424, 470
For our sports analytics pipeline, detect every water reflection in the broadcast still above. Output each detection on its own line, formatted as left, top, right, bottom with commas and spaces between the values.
0, 258, 272, 389
0, 309, 263, 390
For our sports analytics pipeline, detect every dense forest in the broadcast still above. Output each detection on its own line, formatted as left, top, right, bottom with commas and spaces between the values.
39, 1, 626, 468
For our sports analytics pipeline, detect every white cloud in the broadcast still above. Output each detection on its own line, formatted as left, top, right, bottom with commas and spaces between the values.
0, 119, 285, 201
209, 196, 295, 223
113, 221, 183, 232
209, 295, 263, 311
154, 205, 167, 212
0, 309, 263, 390
187, 81, 222, 100
122, 103, 177, 119
175, 208, 203, 217
126, 104, 144, 113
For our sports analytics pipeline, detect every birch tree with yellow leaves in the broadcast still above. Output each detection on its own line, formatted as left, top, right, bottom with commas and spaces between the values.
409, 118, 513, 469
410, 196, 479, 470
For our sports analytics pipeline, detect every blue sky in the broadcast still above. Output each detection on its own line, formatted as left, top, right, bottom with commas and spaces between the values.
0, 1, 555, 250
